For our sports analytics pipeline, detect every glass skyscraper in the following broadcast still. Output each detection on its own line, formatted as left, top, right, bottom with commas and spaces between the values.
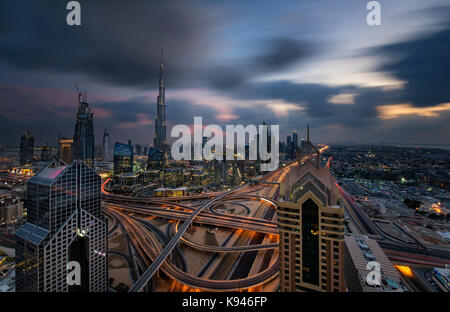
20, 131, 34, 166
113, 142, 133, 175
73, 93, 95, 167
15, 160, 107, 292
102, 129, 110, 162
153, 49, 167, 159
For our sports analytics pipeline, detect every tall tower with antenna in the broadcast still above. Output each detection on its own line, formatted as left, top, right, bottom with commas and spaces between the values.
153, 49, 167, 159
73, 89, 95, 167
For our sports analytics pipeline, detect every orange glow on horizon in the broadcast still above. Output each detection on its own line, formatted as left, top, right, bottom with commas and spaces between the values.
377, 103, 450, 120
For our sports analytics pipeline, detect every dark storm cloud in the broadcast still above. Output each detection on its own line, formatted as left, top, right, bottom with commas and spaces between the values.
256, 38, 311, 71
0, 0, 214, 88
203, 38, 313, 90
228, 79, 406, 132
371, 9, 450, 107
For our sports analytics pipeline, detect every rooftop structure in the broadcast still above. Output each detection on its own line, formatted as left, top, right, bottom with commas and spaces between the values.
343, 234, 403, 292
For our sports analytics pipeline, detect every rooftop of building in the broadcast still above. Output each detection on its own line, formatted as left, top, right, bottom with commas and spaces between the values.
29, 160, 68, 185
115, 172, 139, 178
345, 234, 402, 292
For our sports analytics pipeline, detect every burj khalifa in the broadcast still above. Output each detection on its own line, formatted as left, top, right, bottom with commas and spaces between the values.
154, 49, 167, 156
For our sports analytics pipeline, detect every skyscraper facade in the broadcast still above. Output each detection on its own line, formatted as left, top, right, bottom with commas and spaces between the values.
40, 144, 53, 162
58, 136, 74, 164
20, 131, 34, 166
292, 130, 298, 150
154, 49, 167, 156
135, 144, 142, 156
15, 160, 107, 292
73, 93, 95, 167
102, 129, 110, 162
114, 142, 133, 175
286, 135, 292, 159
277, 126, 345, 292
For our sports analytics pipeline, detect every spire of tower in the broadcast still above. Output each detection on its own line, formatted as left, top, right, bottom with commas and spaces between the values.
307, 124, 310, 142
160, 48, 165, 74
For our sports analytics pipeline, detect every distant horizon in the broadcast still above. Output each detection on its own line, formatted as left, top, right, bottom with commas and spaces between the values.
1, 140, 450, 150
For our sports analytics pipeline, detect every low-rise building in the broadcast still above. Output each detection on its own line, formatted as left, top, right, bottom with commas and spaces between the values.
343, 234, 403, 292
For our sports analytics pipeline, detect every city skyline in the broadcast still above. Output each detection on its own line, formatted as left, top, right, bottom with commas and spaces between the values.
1, 0, 449, 297
0, 1, 449, 146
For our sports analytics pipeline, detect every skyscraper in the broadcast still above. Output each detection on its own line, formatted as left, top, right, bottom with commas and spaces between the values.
135, 144, 142, 156
20, 131, 34, 166
15, 160, 107, 292
102, 129, 110, 162
287, 135, 292, 159
40, 143, 52, 161
154, 49, 167, 157
73, 92, 95, 167
277, 126, 345, 292
292, 130, 298, 150
114, 142, 133, 175
58, 136, 74, 164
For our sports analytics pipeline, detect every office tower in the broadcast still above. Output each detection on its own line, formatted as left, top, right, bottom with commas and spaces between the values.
163, 167, 184, 188
344, 234, 403, 292
147, 147, 164, 170
102, 129, 110, 162
113, 142, 134, 175
287, 135, 292, 159
287, 135, 292, 148
40, 143, 53, 162
58, 136, 74, 164
143, 146, 149, 157
277, 126, 345, 292
154, 49, 167, 156
15, 160, 107, 292
292, 130, 298, 150
135, 144, 142, 156
73, 92, 95, 167
20, 131, 34, 166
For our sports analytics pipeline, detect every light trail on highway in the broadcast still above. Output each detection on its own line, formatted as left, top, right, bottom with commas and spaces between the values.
103, 164, 291, 292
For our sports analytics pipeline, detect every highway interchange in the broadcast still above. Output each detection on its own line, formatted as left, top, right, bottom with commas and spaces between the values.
103, 155, 450, 292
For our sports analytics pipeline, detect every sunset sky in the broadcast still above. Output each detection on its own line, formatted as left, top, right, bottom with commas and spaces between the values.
0, 0, 449, 146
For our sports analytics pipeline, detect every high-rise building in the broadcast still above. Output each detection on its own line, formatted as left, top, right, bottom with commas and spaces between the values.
40, 144, 53, 162
153, 49, 167, 157
344, 234, 403, 292
73, 93, 95, 167
287, 135, 292, 159
15, 160, 107, 292
277, 126, 346, 292
102, 129, 110, 162
58, 136, 74, 164
135, 144, 142, 156
20, 131, 34, 166
113, 142, 133, 175
287, 135, 292, 147
147, 147, 164, 170
292, 130, 298, 150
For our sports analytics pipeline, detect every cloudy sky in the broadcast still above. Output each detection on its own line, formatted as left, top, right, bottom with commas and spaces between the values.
0, 0, 449, 146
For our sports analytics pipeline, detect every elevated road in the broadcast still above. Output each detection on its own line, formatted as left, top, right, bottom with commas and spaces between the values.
128, 183, 252, 292
104, 202, 278, 234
